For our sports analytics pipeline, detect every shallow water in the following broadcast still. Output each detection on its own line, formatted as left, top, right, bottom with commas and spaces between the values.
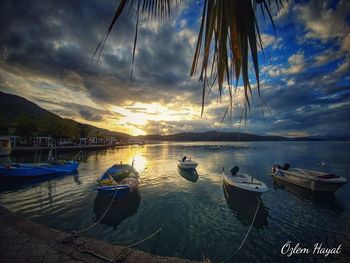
0, 141, 349, 262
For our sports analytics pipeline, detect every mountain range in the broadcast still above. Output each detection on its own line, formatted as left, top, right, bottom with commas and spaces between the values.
0, 91, 130, 139
135, 131, 288, 141
0, 91, 348, 141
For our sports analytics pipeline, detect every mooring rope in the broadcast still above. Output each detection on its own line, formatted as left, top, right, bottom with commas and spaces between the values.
53, 166, 163, 262
111, 227, 163, 262
76, 188, 119, 234
220, 198, 261, 263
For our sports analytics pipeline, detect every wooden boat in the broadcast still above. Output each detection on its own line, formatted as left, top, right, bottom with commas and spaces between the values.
177, 156, 198, 170
0, 161, 79, 177
271, 163, 347, 192
94, 164, 140, 196
0, 137, 11, 157
223, 166, 268, 194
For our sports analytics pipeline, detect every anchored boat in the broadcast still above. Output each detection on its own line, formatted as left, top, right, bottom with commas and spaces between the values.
177, 156, 198, 170
0, 161, 79, 177
94, 163, 140, 196
223, 166, 268, 194
223, 183, 269, 229
271, 163, 347, 192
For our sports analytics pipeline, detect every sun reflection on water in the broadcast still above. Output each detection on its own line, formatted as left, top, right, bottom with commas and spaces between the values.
130, 155, 147, 172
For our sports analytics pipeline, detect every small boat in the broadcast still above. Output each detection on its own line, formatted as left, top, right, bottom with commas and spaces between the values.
271, 163, 347, 192
0, 137, 11, 157
223, 183, 268, 229
94, 164, 140, 196
177, 156, 198, 170
0, 161, 79, 177
223, 166, 268, 194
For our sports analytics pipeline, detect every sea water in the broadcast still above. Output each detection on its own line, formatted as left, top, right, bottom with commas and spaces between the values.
0, 141, 349, 262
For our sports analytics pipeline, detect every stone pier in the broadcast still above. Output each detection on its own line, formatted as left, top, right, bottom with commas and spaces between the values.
0, 206, 201, 263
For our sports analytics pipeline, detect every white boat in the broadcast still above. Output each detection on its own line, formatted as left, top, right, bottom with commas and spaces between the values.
177, 157, 198, 170
271, 163, 347, 192
0, 137, 11, 157
223, 166, 268, 194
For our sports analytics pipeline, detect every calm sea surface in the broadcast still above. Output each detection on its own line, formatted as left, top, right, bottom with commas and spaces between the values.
0, 141, 349, 262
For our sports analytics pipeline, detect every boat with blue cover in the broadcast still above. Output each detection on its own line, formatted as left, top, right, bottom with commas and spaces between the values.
94, 163, 140, 196
0, 160, 79, 177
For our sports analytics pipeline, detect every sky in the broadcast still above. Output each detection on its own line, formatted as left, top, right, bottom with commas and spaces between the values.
0, 0, 349, 137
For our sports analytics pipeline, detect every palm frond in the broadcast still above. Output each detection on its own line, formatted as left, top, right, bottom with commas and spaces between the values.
191, 0, 283, 117
95, 0, 283, 119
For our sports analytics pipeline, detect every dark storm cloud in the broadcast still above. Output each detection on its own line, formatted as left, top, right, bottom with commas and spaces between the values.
34, 97, 123, 119
224, 80, 350, 136
0, 0, 204, 108
0, 0, 349, 136
0, 0, 118, 73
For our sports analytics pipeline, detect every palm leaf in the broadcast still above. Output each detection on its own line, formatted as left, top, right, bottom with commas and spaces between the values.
95, 0, 283, 119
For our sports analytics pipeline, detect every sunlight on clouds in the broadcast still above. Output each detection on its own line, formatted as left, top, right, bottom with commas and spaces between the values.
110, 102, 201, 135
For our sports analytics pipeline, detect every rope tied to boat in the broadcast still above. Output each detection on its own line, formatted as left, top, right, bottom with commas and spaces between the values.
220, 198, 261, 263
77, 187, 119, 234
111, 227, 162, 262
59, 227, 163, 262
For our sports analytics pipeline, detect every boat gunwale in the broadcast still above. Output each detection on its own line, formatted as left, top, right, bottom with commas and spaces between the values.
223, 172, 268, 193
274, 168, 347, 183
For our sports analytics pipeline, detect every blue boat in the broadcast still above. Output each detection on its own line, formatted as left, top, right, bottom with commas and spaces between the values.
0, 161, 79, 177
94, 164, 140, 196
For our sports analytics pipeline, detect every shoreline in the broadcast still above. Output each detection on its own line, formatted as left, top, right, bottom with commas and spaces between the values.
10, 142, 145, 154
0, 205, 200, 263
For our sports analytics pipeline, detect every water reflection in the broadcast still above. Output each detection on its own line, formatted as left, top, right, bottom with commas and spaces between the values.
0, 142, 349, 262
93, 190, 141, 229
223, 183, 269, 229
272, 178, 345, 214
0, 172, 79, 193
178, 168, 199, 183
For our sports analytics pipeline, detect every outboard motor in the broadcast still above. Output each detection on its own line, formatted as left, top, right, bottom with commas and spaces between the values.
230, 166, 239, 175
272, 164, 277, 173
283, 163, 290, 170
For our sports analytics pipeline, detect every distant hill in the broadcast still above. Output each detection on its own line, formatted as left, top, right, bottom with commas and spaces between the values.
136, 130, 288, 142
0, 91, 130, 139
1, 91, 348, 142
136, 131, 350, 142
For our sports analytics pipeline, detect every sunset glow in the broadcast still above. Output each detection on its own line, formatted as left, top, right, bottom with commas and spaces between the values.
0, 0, 349, 137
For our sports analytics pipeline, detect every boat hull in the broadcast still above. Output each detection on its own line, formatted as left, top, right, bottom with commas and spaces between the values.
94, 185, 134, 197
223, 172, 268, 194
272, 169, 346, 192
0, 161, 79, 177
177, 161, 198, 170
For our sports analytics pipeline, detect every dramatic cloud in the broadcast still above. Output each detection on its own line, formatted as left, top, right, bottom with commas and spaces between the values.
0, 0, 349, 136
78, 109, 103, 122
